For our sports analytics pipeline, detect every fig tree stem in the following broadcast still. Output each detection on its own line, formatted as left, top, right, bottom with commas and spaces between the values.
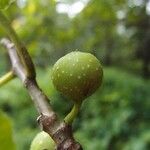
0, 71, 15, 87
64, 102, 82, 124
0, 11, 83, 149
0, 11, 35, 78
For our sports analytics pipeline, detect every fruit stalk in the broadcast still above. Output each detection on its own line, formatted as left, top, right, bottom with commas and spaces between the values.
64, 102, 82, 124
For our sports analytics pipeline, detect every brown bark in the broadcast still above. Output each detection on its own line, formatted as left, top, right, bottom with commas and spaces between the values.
1, 38, 82, 150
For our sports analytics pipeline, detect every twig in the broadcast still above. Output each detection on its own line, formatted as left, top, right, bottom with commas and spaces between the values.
0, 71, 15, 87
0, 38, 82, 149
0, 11, 35, 78
1, 38, 82, 149
64, 102, 81, 125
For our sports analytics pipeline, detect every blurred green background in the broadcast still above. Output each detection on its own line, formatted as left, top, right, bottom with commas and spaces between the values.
0, 0, 150, 149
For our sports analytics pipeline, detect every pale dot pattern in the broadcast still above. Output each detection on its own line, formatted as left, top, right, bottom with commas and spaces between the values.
43, 134, 47, 138
39, 141, 43, 145
52, 51, 103, 102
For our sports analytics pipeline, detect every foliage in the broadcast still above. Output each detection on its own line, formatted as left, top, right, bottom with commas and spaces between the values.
0, 111, 16, 150
75, 67, 150, 149
0, 67, 149, 149
0, 0, 13, 10
0, 0, 150, 149
0, 0, 149, 77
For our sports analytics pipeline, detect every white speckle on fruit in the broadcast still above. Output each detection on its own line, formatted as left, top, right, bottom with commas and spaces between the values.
39, 141, 43, 145
52, 51, 103, 102
43, 134, 47, 138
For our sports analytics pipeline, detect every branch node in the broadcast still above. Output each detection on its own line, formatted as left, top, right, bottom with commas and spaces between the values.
0, 11, 83, 148
38, 113, 57, 133
57, 138, 83, 150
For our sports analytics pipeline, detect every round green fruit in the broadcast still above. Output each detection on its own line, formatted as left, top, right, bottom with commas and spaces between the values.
30, 131, 55, 150
51, 51, 103, 102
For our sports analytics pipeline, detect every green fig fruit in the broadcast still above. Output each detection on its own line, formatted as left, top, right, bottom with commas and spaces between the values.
30, 131, 55, 150
51, 51, 103, 102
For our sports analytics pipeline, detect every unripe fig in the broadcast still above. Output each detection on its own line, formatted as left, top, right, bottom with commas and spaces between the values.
30, 131, 55, 150
52, 51, 103, 102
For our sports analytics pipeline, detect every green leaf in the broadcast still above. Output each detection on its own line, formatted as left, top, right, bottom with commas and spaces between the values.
0, 111, 16, 150
0, 0, 14, 10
